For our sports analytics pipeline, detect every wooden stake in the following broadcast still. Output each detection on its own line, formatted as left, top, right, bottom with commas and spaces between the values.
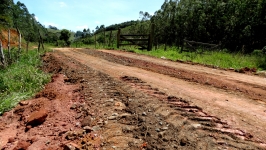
117, 29, 121, 49
94, 34, 96, 49
0, 40, 5, 66
148, 24, 155, 51
16, 28, 21, 54
8, 29, 11, 60
108, 30, 112, 47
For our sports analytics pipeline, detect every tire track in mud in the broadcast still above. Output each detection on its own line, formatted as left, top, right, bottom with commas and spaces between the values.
51, 49, 266, 149
79, 49, 266, 103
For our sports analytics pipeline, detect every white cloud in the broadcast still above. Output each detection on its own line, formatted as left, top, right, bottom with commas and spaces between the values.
95, 21, 100, 24
34, 16, 39, 21
59, 2, 67, 8
76, 25, 88, 31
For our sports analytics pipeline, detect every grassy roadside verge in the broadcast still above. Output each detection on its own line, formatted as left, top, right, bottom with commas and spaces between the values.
72, 43, 266, 71
132, 48, 266, 71
0, 50, 51, 115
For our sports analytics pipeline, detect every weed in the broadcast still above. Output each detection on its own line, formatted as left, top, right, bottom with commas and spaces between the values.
0, 49, 51, 115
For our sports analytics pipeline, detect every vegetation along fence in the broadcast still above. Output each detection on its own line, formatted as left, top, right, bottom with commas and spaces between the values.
117, 24, 155, 51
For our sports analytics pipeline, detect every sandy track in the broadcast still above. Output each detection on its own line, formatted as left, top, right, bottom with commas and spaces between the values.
56, 48, 266, 146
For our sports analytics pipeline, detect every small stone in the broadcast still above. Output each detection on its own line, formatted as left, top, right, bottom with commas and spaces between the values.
13, 140, 31, 150
106, 99, 114, 102
81, 116, 92, 127
83, 126, 93, 132
65, 130, 83, 140
63, 142, 81, 150
155, 128, 160, 132
108, 116, 117, 120
111, 146, 117, 149
92, 126, 101, 131
112, 113, 119, 116
159, 122, 163, 125
75, 113, 83, 119
192, 124, 201, 128
75, 122, 81, 127
120, 113, 131, 118
142, 112, 147, 116
122, 126, 131, 133
26, 109, 48, 127
19, 101, 29, 106
8, 137, 15, 143
70, 104, 77, 109
148, 109, 152, 112
161, 127, 168, 131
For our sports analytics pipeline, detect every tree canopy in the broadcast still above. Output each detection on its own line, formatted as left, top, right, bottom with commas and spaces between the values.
0, 0, 46, 44
148, 0, 266, 52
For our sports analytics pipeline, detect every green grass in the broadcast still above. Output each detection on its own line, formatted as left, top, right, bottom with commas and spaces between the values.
0, 50, 51, 115
132, 48, 266, 70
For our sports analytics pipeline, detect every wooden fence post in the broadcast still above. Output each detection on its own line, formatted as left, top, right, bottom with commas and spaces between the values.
104, 29, 106, 48
0, 40, 5, 66
94, 34, 96, 49
117, 29, 121, 49
108, 30, 112, 47
38, 29, 44, 51
17, 28, 21, 54
8, 29, 11, 60
148, 24, 155, 51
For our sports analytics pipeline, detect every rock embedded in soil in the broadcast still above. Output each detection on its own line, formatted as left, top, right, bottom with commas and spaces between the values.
13, 140, 31, 150
63, 142, 81, 150
8, 137, 15, 143
19, 101, 29, 106
81, 116, 92, 127
26, 109, 48, 127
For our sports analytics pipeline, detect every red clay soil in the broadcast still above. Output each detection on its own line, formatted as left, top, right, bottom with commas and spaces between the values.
0, 29, 20, 49
0, 48, 266, 149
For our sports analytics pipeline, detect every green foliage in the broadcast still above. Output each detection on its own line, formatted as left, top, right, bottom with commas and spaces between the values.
59, 29, 71, 46
0, 49, 51, 115
121, 0, 266, 53
130, 47, 265, 70
60, 29, 71, 42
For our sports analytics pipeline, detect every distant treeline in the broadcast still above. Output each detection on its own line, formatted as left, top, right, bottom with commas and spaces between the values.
0, 0, 46, 45
149, 0, 266, 52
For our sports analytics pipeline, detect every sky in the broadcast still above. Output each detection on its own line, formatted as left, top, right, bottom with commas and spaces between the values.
13, 0, 165, 32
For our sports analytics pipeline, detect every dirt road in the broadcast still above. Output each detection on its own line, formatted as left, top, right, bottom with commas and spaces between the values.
1, 48, 266, 149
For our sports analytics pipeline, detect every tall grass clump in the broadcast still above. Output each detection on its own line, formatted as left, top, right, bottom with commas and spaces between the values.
0, 50, 51, 115
130, 47, 265, 70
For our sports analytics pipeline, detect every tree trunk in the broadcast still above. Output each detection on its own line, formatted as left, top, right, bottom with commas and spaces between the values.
38, 29, 44, 51
37, 40, 40, 52
0, 40, 5, 66
8, 29, 11, 60
16, 28, 22, 55
27, 41, 29, 52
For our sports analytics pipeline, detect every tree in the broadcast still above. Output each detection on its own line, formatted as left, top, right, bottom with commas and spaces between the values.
0, 0, 13, 27
60, 29, 71, 46
48, 25, 58, 30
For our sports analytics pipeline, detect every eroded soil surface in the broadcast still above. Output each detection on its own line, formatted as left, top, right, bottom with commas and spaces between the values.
0, 48, 266, 150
